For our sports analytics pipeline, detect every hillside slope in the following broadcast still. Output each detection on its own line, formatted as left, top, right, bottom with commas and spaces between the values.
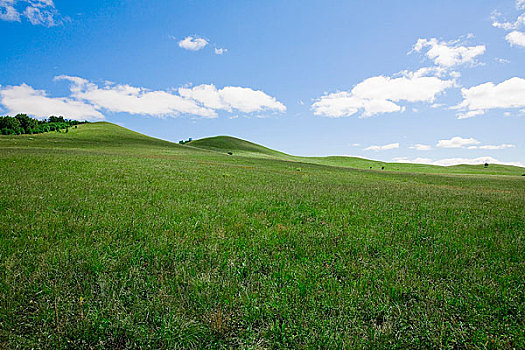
188, 134, 525, 176
0, 122, 192, 153
1, 122, 523, 176
188, 135, 291, 159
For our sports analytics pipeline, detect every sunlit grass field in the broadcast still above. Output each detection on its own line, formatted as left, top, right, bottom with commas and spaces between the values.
1, 123, 524, 348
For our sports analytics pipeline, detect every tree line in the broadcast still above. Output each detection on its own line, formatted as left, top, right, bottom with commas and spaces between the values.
0, 114, 89, 135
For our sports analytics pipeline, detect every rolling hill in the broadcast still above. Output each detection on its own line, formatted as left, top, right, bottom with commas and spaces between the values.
1, 122, 523, 176
188, 133, 524, 176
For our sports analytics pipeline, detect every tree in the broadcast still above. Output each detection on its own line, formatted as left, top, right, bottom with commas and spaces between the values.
48, 116, 65, 123
0, 116, 22, 134
15, 114, 38, 133
0, 114, 88, 135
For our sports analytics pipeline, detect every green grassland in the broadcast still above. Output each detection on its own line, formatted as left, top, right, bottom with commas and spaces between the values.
1, 122, 524, 349
188, 134, 525, 176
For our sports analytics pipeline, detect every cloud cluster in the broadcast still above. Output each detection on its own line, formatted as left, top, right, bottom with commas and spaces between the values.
436, 136, 515, 150
0, 77, 287, 120
0, 0, 63, 26
437, 136, 479, 148
393, 156, 523, 167
178, 84, 285, 114
311, 35, 489, 119
0, 83, 104, 121
178, 36, 208, 51
454, 77, 525, 118
492, 3, 525, 48
506, 30, 525, 47
363, 143, 399, 151
312, 69, 454, 118
409, 144, 432, 151
492, 12, 525, 30
411, 37, 486, 67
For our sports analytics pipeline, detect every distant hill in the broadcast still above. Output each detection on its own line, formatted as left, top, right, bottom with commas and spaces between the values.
188, 135, 290, 158
2, 122, 523, 176
187, 133, 525, 176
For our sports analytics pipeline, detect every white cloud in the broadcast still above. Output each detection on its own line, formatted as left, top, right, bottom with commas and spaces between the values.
492, 8, 525, 48
394, 156, 524, 167
52, 76, 285, 118
454, 77, 525, 117
411, 37, 486, 67
457, 110, 485, 119
178, 36, 208, 51
467, 144, 515, 150
409, 144, 432, 151
214, 47, 227, 55
506, 31, 525, 47
0, 77, 286, 120
0, 0, 63, 26
0, 83, 104, 121
492, 13, 525, 30
179, 84, 286, 114
392, 157, 433, 164
437, 136, 480, 148
56, 76, 216, 118
436, 137, 515, 150
364, 143, 399, 151
312, 70, 454, 118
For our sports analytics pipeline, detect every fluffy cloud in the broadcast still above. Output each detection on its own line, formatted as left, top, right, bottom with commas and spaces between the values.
363, 143, 399, 151
0, 0, 63, 26
411, 37, 486, 67
0, 83, 104, 121
56, 76, 217, 118
214, 48, 227, 55
50, 76, 285, 118
437, 137, 480, 148
492, 6, 525, 48
409, 144, 432, 151
393, 156, 524, 167
0, 77, 286, 120
178, 84, 286, 114
312, 69, 454, 118
178, 36, 208, 51
506, 31, 525, 47
436, 136, 515, 150
454, 77, 525, 117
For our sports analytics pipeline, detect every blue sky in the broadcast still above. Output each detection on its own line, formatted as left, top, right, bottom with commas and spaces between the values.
1, 0, 524, 166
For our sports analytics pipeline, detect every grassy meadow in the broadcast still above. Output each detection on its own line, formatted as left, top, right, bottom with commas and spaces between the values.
1, 122, 524, 348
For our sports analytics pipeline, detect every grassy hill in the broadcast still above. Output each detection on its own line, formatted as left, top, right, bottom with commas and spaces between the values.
1, 122, 524, 348
188, 135, 290, 159
188, 134, 525, 176
0, 121, 182, 152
